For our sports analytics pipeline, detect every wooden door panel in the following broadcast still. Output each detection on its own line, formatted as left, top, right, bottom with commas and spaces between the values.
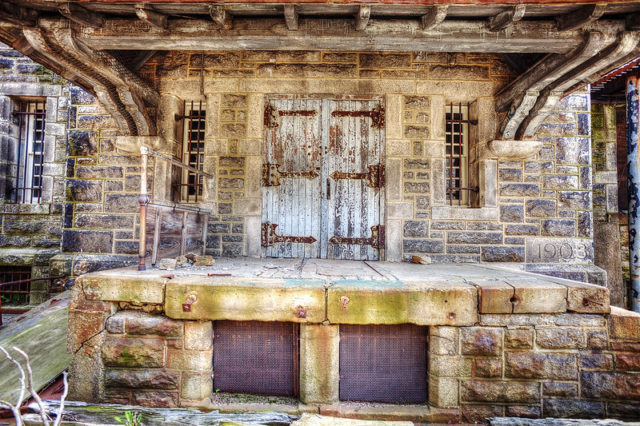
262, 98, 322, 258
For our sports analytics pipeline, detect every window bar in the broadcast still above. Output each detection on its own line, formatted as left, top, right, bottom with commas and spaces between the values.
21, 104, 31, 204
448, 103, 453, 206
37, 101, 45, 203
14, 104, 24, 204
458, 101, 463, 204
195, 100, 202, 203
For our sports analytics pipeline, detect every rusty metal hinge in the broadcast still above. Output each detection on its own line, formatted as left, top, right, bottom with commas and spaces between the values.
262, 163, 319, 187
329, 224, 385, 249
264, 104, 318, 128
330, 164, 385, 188
262, 222, 317, 247
331, 104, 385, 129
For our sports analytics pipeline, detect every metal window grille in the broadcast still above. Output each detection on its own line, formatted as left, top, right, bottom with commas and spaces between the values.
213, 321, 299, 397
179, 101, 206, 202
339, 324, 428, 403
0, 266, 31, 305
12, 100, 46, 204
445, 103, 472, 206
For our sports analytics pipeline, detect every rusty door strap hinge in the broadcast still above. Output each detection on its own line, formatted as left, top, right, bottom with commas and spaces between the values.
329, 224, 385, 249
262, 163, 319, 187
331, 104, 385, 129
264, 103, 318, 128
262, 222, 317, 247
330, 164, 385, 188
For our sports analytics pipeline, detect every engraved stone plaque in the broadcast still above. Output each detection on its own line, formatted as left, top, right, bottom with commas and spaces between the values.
525, 237, 593, 264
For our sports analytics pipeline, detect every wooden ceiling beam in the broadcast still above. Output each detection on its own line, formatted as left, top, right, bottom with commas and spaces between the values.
135, 4, 167, 30
355, 5, 370, 31
556, 3, 606, 32
626, 13, 640, 31
284, 5, 298, 31
71, 17, 615, 53
58, 2, 104, 28
421, 5, 448, 31
0, 3, 37, 27
488, 5, 526, 32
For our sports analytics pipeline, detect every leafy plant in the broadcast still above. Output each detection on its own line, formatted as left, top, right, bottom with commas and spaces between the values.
114, 411, 143, 426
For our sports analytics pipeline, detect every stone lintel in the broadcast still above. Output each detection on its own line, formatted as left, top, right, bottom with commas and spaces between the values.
326, 280, 478, 326
164, 277, 326, 322
510, 280, 567, 313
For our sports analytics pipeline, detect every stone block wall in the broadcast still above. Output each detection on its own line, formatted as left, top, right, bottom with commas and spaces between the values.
430, 310, 640, 422
0, 43, 69, 301
139, 50, 600, 278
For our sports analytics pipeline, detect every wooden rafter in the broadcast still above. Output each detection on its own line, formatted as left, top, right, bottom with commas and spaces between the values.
556, 3, 606, 31
421, 5, 448, 31
57, 2, 104, 28
135, 4, 167, 30
355, 5, 370, 31
284, 5, 298, 31
488, 5, 526, 32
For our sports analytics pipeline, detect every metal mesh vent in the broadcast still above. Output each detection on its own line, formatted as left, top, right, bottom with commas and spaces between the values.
339, 324, 428, 403
213, 321, 298, 397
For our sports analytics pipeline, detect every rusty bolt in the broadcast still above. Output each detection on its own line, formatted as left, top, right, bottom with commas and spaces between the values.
296, 305, 307, 318
341, 296, 350, 309
182, 294, 197, 312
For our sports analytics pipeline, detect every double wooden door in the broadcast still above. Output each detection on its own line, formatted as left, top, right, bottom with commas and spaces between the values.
262, 97, 385, 260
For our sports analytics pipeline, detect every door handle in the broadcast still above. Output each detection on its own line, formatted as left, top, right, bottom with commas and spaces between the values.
326, 178, 331, 200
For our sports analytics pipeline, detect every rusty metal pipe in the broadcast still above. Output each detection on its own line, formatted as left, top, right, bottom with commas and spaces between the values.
138, 146, 150, 271
627, 75, 640, 312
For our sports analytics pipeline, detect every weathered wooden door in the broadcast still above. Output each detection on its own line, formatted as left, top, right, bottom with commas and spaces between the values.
323, 99, 385, 260
262, 98, 384, 260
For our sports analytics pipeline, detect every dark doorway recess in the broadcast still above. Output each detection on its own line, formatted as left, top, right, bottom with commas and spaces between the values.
339, 324, 428, 403
213, 321, 299, 397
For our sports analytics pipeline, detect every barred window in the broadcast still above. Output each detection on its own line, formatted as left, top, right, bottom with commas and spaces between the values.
445, 103, 470, 206
180, 101, 206, 202
12, 100, 46, 203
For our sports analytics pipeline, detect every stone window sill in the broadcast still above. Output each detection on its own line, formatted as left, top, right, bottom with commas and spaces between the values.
431, 206, 498, 221
0, 203, 51, 215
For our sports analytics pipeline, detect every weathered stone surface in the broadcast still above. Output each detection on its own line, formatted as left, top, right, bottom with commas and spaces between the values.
476, 281, 513, 314
506, 352, 577, 380
403, 239, 444, 253
108, 311, 182, 336
609, 307, 640, 341
104, 193, 139, 212
181, 371, 212, 401
132, 391, 178, 408
403, 220, 429, 238
481, 247, 524, 262
166, 277, 325, 323
461, 380, 540, 403
328, 280, 477, 326
500, 184, 539, 197
581, 353, 613, 371
536, 328, 585, 349
429, 376, 459, 408
615, 353, 640, 371
558, 191, 591, 210
543, 382, 578, 398
542, 400, 605, 418
62, 230, 112, 254
68, 130, 98, 156
300, 324, 339, 404
80, 272, 167, 304
158, 258, 177, 270
462, 404, 503, 423
505, 329, 533, 349
447, 232, 502, 244
105, 369, 179, 389
194, 255, 215, 266
184, 321, 213, 351
540, 220, 576, 237
101, 337, 164, 367
512, 281, 567, 313
66, 180, 102, 202
525, 200, 556, 217
474, 358, 502, 378
461, 327, 502, 356
167, 348, 212, 371
505, 406, 540, 418
581, 372, 640, 400
564, 280, 609, 314
429, 326, 459, 355
500, 205, 524, 222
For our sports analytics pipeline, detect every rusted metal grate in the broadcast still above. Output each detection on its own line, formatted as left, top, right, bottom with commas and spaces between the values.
339, 324, 428, 403
213, 321, 298, 397
0, 266, 31, 306
12, 100, 46, 204
177, 101, 206, 203
445, 103, 477, 206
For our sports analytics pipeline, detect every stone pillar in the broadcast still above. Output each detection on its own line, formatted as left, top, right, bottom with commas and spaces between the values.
626, 75, 640, 312
592, 103, 624, 307
299, 324, 339, 404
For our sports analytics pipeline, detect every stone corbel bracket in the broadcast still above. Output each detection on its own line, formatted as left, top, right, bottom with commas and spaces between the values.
22, 18, 159, 136
497, 30, 640, 140
476, 139, 543, 161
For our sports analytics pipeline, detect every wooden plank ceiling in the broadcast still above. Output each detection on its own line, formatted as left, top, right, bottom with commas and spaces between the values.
0, 0, 639, 138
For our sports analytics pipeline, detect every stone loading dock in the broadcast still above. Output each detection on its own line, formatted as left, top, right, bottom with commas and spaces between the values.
68, 259, 640, 422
